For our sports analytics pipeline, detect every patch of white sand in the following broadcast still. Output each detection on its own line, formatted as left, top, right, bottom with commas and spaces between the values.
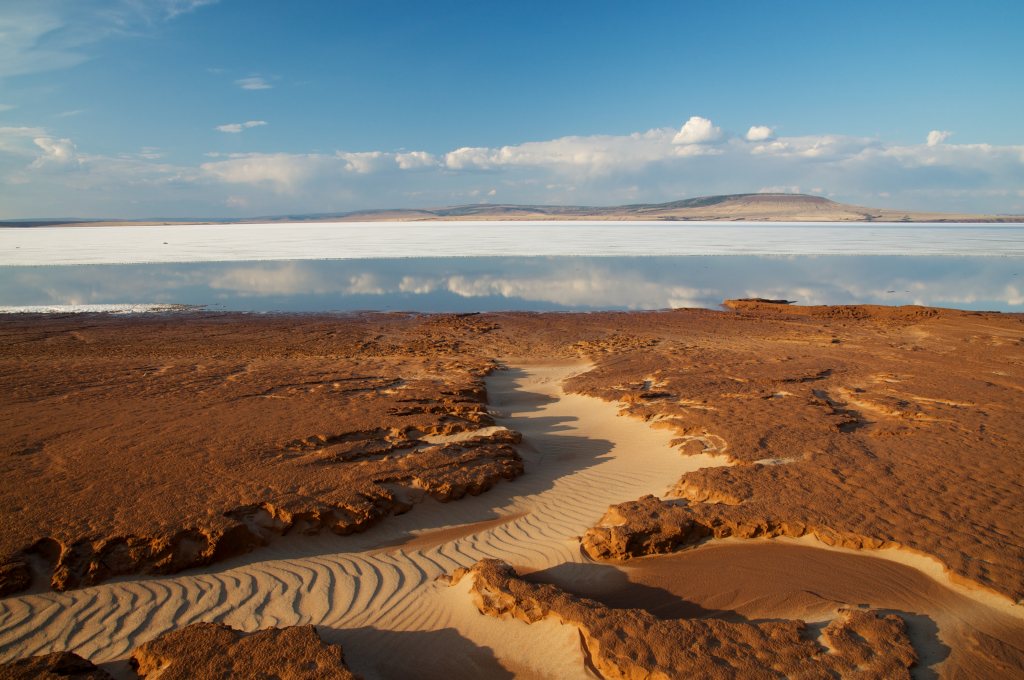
2, 221, 1021, 265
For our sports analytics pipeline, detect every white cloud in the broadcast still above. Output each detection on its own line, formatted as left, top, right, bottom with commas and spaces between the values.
215, 120, 268, 133
4, 115, 1024, 218
0, 104, 15, 113
746, 125, 774, 142
337, 151, 390, 174
445, 146, 497, 170
927, 130, 952, 147
235, 76, 272, 90
0, 126, 47, 155
672, 116, 722, 145
31, 137, 77, 167
444, 127, 693, 173
200, 153, 329, 193
395, 150, 439, 170
750, 134, 876, 160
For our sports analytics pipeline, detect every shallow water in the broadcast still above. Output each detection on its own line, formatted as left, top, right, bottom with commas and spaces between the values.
0, 255, 1021, 312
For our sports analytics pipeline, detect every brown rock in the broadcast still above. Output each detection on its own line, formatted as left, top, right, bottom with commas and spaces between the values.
2, 303, 1021, 606
455, 559, 916, 679
565, 305, 1024, 600
0, 560, 32, 597
0, 313, 523, 594
130, 622, 359, 679
0, 651, 112, 679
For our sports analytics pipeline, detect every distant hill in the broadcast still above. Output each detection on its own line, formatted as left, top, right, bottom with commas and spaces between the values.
3, 193, 1022, 227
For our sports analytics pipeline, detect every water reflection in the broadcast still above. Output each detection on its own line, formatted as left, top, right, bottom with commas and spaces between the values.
0, 256, 1021, 313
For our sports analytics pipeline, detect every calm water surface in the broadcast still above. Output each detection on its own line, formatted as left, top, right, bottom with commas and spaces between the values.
1, 256, 1021, 313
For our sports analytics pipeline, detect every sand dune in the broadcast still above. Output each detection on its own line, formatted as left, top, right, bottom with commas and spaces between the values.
1, 361, 1019, 678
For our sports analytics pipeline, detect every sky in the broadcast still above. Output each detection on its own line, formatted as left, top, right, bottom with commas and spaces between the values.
1, 0, 1022, 218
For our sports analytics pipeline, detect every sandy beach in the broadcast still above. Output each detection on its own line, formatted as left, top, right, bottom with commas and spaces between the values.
1, 306, 1022, 678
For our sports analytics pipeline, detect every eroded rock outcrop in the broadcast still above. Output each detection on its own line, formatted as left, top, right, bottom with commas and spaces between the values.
0, 651, 112, 679
3, 303, 1022, 607
454, 559, 917, 679
581, 495, 889, 561
566, 304, 1024, 601
130, 622, 359, 679
0, 313, 524, 595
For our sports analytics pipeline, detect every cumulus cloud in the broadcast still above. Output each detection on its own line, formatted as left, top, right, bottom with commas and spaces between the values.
445, 146, 496, 170
746, 125, 774, 142
749, 134, 877, 160
235, 76, 272, 90
444, 127, 695, 173
927, 130, 952, 146
672, 116, 722, 145
215, 120, 267, 133
31, 137, 77, 167
200, 153, 330, 193
337, 151, 390, 174
395, 150, 439, 170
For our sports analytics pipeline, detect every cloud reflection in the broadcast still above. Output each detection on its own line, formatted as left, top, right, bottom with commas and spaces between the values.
0, 256, 1021, 313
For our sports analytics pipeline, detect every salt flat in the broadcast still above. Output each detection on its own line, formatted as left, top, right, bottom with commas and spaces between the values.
2, 221, 1022, 265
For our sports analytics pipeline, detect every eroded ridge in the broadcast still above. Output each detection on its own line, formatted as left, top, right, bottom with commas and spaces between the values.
454, 559, 917, 679
130, 623, 359, 679
0, 623, 360, 680
0, 652, 113, 679
0, 313, 522, 596
568, 303, 1024, 601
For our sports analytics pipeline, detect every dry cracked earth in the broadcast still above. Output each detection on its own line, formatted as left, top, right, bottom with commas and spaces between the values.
1, 303, 1022, 678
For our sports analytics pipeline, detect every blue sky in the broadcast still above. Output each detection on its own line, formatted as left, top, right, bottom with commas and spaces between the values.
1, 0, 1022, 218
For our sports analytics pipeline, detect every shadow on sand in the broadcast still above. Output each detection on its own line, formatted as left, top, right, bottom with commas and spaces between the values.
322, 626, 514, 680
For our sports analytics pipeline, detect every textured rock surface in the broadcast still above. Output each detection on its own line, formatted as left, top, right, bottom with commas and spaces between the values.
0, 651, 112, 679
567, 303, 1024, 601
455, 559, 917, 679
0, 313, 522, 594
130, 622, 358, 679
2, 303, 1021, 608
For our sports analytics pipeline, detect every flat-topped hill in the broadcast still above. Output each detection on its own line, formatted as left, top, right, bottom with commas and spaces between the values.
4, 193, 1021, 227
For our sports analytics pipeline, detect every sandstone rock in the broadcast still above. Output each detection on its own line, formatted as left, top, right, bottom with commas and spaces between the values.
130, 622, 359, 679
456, 559, 916, 679
0, 651, 112, 680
